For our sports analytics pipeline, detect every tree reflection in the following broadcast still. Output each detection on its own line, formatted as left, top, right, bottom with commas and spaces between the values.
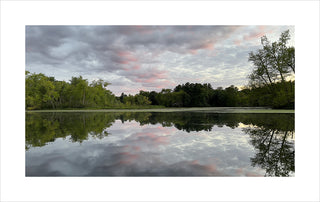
243, 127, 294, 176
26, 112, 294, 147
26, 111, 295, 176
26, 112, 116, 149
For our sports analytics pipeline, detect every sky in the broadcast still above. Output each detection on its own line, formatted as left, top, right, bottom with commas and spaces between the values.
26, 120, 266, 176
26, 25, 294, 96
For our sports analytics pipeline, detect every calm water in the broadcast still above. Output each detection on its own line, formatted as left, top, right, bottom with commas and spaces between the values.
26, 112, 294, 177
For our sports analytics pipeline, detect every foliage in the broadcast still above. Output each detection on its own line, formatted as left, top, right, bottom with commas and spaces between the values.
26, 71, 294, 109
132, 81, 293, 109
26, 112, 294, 147
26, 112, 116, 149
26, 111, 295, 176
26, 72, 119, 109
246, 30, 295, 109
118, 92, 151, 107
26, 109, 294, 177
25, 71, 59, 109
248, 30, 295, 86
244, 127, 294, 176
26, 32, 294, 110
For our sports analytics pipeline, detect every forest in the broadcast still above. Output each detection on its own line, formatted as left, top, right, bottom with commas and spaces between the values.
25, 30, 295, 110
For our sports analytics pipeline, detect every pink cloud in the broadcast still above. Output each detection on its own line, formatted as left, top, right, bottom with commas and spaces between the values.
155, 84, 165, 89
119, 61, 130, 65
151, 50, 165, 59
231, 26, 275, 47
117, 152, 139, 165
123, 64, 141, 71
245, 172, 263, 177
132, 146, 141, 151
203, 163, 218, 173
132, 131, 169, 147
243, 26, 274, 41
191, 160, 199, 165
132, 65, 140, 70
233, 39, 242, 46
236, 168, 244, 175
184, 26, 242, 54
187, 41, 215, 55
133, 25, 154, 34
235, 168, 264, 177
136, 87, 147, 93
145, 77, 157, 83
188, 49, 198, 55
132, 68, 168, 84
200, 42, 214, 50
116, 50, 138, 63
244, 32, 265, 41
155, 126, 177, 135
115, 145, 142, 165
155, 80, 176, 89
187, 160, 222, 175
111, 50, 139, 67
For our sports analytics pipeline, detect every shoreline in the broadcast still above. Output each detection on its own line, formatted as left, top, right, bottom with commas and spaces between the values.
25, 107, 294, 113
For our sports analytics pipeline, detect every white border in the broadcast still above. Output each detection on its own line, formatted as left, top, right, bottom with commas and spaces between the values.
1, 1, 319, 201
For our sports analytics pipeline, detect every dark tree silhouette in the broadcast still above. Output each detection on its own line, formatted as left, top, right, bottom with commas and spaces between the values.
243, 127, 294, 176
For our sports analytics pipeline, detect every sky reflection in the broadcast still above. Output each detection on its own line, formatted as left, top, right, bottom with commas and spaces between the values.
26, 120, 266, 176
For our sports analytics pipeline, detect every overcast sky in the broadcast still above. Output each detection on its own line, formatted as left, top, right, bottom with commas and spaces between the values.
26, 25, 294, 96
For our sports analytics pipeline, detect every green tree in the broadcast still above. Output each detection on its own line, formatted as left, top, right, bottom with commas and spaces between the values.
25, 72, 59, 109
210, 87, 226, 107
286, 47, 295, 73
26, 72, 118, 109
135, 94, 151, 105
123, 94, 136, 106
224, 85, 239, 106
70, 76, 88, 107
148, 91, 160, 105
89, 79, 113, 107
247, 30, 295, 109
53, 80, 70, 108
248, 30, 295, 87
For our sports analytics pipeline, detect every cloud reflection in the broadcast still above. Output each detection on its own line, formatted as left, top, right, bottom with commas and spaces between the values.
26, 121, 266, 176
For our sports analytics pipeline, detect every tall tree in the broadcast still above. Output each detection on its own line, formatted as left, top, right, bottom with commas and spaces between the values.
25, 71, 58, 109
248, 30, 295, 87
70, 76, 88, 107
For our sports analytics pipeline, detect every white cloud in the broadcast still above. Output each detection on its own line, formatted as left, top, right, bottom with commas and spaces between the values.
26, 25, 294, 95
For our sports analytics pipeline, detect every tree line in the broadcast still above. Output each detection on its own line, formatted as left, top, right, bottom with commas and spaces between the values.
26, 72, 119, 109
26, 30, 294, 110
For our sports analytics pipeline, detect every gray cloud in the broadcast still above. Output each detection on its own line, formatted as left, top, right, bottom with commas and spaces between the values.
26, 25, 294, 95
26, 122, 264, 176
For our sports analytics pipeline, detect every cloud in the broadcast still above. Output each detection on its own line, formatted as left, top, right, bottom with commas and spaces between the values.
26, 121, 268, 176
112, 50, 138, 65
26, 25, 294, 95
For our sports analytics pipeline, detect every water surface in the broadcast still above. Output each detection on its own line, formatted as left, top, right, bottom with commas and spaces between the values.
26, 112, 294, 177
